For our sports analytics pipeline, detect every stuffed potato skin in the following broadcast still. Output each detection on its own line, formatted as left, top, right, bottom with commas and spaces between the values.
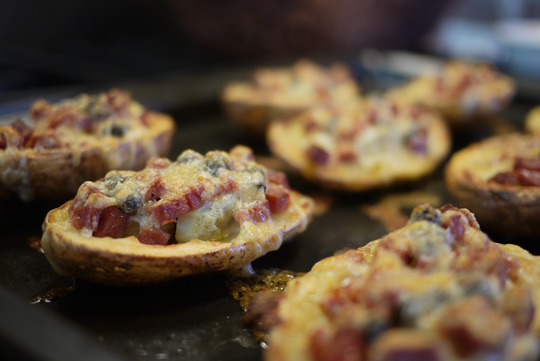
0, 90, 175, 202
262, 204, 540, 361
42, 192, 312, 285
41, 146, 314, 285
222, 59, 361, 137
386, 60, 515, 127
445, 133, 540, 239
525, 106, 540, 135
267, 98, 451, 191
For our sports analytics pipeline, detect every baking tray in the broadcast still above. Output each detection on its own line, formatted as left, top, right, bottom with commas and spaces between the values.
0, 64, 538, 361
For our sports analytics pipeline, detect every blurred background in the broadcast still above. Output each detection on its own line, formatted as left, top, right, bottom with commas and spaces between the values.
1, 2, 540, 360
0, 0, 539, 111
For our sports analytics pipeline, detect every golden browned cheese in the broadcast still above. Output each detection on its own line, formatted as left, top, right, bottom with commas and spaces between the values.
267, 97, 451, 191
41, 146, 314, 285
0, 89, 175, 201
222, 59, 361, 136
265, 204, 540, 361
445, 133, 540, 239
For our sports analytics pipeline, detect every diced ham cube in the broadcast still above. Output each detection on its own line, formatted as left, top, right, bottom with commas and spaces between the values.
517, 169, 540, 186
514, 157, 540, 172
369, 329, 443, 361
185, 185, 204, 209
266, 184, 290, 214
151, 198, 190, 225
30, 99, 52, 121
438, 296, 510, 357
235, 201, 271, 224
310, 327, 366, 361
144, 179, 167, 202
266, 169, 290, 189
138, 227, 171, 245
490, 171, 520, 186
306, 145, 330, 165
92, 206, 130, 238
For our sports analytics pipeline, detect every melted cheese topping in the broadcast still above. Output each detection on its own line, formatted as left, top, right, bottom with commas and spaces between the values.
268, 96, 450, 190
267, 205, 540, 361
386, 60, 515, 120
447, 133, 540, 183
304, 100, 425, 162
223, 59, 360, 108
0, 89, 174, 201
30, 91, 157, 169
71, 146, 273, 243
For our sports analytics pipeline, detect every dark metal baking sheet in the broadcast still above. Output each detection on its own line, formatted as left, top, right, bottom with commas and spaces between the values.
0, 65, 538, 361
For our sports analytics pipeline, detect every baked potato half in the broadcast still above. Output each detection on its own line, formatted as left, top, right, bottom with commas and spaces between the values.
445, 133, 540, 239
0, 89, 175, 201
261, 204, 540, 361
267, 98, 451, 191
525, 105, 540, 135
221, 59, 361, 137
41, 146, 314, 285
386, 60, 515, 127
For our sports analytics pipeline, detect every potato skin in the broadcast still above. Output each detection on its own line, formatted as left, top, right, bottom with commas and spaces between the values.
525, 105, 540, 135
385, 60, 515, 128
0, 111, 174, 202
446, 176, 540, 239
41, 191, 313, 285
221, 60, 361, 138
267, 105, 451, 192
264, 205, 540, 361
445, 133, 540, 239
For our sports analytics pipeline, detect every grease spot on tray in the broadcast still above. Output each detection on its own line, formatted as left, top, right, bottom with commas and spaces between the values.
30, 281, 77, 304
228, 268, 301, 313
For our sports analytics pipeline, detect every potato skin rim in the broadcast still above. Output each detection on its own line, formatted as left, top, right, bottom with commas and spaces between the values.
445, 134, 540, 239
41, 191, 314, 285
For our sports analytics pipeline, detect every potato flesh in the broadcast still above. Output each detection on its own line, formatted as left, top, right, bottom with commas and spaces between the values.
175, 193, 239, 243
